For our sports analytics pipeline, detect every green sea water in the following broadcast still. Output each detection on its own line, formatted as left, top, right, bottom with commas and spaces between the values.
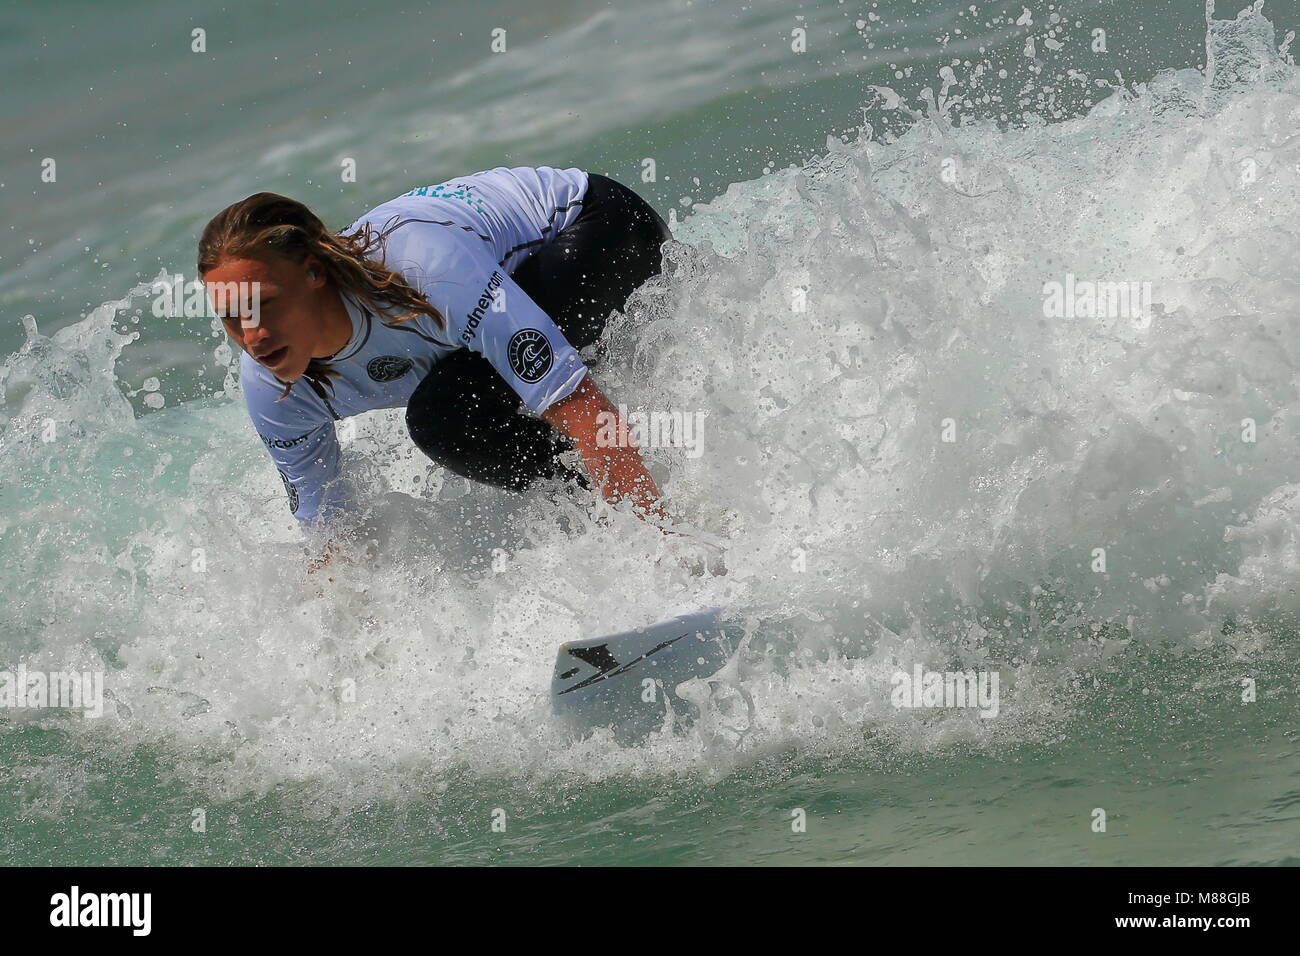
2, 0, 1298, 865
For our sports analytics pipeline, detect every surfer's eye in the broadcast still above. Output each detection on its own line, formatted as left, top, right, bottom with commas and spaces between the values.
220, 314, 257, 334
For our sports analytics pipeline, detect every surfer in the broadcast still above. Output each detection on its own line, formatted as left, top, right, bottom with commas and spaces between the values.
198, 166, 673, 571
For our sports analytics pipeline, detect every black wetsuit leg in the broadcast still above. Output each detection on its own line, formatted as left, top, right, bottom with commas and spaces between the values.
404, 173, 671, 491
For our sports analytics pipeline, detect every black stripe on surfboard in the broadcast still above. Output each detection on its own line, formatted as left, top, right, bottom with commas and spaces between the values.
556, 631, 691, 696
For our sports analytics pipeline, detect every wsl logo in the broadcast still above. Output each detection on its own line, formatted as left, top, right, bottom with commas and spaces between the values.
507, 328, 552, 383
366, 355, 414, 382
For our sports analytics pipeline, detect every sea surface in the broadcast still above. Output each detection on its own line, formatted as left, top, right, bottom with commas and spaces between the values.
2, 0, 1298, 865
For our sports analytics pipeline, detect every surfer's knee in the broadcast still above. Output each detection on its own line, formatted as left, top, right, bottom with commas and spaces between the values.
404, 366, 457, 455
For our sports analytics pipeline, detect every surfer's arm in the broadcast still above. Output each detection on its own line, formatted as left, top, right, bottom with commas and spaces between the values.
270, 426, 352, 575
542, 374, 666, 522
255, 419, 348, 526
395, 234, 666, 521
397, 239, 588, 412
241, 358, 350, 554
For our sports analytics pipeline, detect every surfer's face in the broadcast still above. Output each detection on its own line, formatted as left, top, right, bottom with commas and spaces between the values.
204, 254, 334, 382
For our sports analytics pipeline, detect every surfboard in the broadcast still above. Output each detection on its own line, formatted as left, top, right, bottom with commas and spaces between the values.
551, 607, 742, 740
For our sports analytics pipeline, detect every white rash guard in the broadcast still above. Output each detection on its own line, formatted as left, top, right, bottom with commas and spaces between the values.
239, 165, 591, 531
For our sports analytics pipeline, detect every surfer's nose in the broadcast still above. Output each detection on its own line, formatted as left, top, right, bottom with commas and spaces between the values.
242, 323, 269, 347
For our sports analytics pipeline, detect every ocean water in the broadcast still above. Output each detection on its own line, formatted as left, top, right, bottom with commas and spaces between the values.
2, 0, 1299, 866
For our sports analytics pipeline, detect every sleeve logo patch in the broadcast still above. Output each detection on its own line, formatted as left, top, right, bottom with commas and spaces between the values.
277, 470, 300, 515
366, 355, 414, 382
507, 328, 553, 383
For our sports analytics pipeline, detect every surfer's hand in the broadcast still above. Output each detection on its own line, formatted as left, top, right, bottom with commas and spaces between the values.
633, 495, 674, 528
541, 376, 666, 524
307, 538, 344, 577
